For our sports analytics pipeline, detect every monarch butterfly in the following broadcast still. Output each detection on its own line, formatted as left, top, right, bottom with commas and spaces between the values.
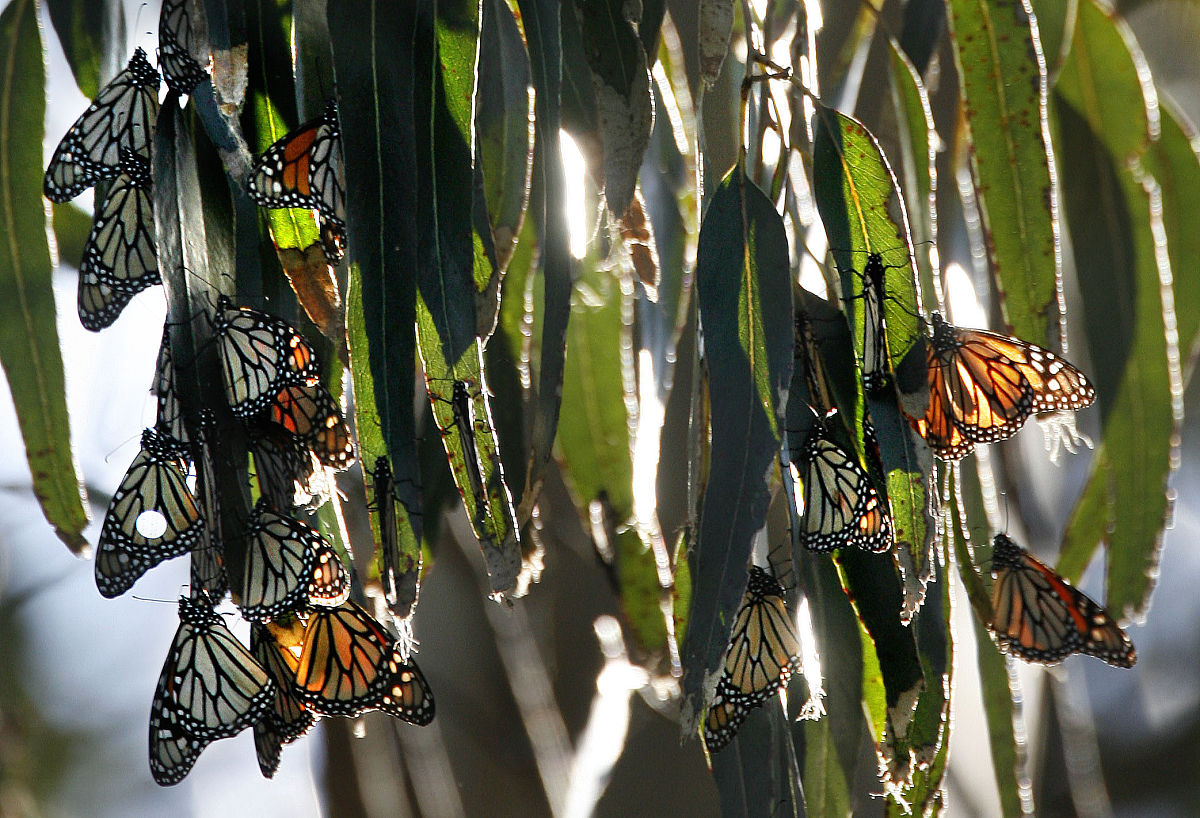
158, 0, 209, 95
427, 378, 487, 501
910, 313, 1096, 460
237, 498, 350, 622
989, 534, 1135, 668
215, 296, 322, 417
247, 100, 346, 264
704, 566, 801, 752
257, 383, 355, 470
368, 455, 413, 608
44, 48, 160, 202
149, 594, 275, 785
153, 326, 191, 460
794, 420, 892, 553
855, 253, 893, 394
76, 151, 158, 331
94, 428, 204, 598
294, 601, 435, 724
251, 618, 317, 778
250, 429, 323, 511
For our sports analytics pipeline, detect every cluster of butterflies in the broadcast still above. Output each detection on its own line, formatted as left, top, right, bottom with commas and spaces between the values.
702, 250, 1136, 753
43, 2, 426, 786
44, 0, 346, 332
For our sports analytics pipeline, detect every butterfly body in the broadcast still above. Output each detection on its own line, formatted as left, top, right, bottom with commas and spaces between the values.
989, 534, 1135, 667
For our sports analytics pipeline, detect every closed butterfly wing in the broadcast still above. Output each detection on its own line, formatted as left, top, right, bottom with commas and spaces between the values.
215, 297, 322, 416
78, 267, 137, 332
153, 326, 191, 459
95, 429, 204, 598
989, 534, 1135, 668
294, 601, 434, 724
797, 425, 892, 553
149, 595, 274, 785
158, 0, 209, 95
261, 383, 355, 470
251, 618, 316, 778
44, 48, 160, 202
704, 567, 801, 752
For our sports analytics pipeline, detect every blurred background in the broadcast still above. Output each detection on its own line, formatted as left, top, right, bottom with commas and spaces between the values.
3, 0, 1200, 816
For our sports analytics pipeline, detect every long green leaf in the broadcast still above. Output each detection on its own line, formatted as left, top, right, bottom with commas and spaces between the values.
681, 164, 793, 729
331, 2, 424, 616
44, 0, 115, 99
515, 0, 575, 526
1054, 0, 1176, 617
945, 0, 1060, 346
477, 0, 532, 273
578, 0, 653, 217
0, 0, 87, 552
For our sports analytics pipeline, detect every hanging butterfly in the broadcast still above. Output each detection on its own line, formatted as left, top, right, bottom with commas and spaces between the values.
153, 326, 191, 460
77, 150, 158, 331
253, 382, 355, 470
148, 594, 275, 785
293, 601, 435, 724
793, 419, 893, 553
94, 428, 204, 598
988, 534, 1135, 668
237, 498, 350, 622
158, 0, 209, 95
909, 313, 1096, 460
368, 455, 417, 609
250, 428, 320, 510
44, 48, 160, 202
247, 99, 346, 264
187, 411, 229, 600
251, 617, 317, 778
214, 296, 322, 417
704, 566, 802, 752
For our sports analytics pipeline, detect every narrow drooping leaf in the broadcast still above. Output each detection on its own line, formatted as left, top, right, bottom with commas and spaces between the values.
1054, 0, 1176, 617
578, 0, 654, 217
477, 0, 532, 272
515, 0, 575, 526
886, 39, 939, 305
945, 0, 1060, 347
698, 0, 735, 87
1141, 103, 1200, 365
680, 165, 793, 731
331, 3, 424, 616
50, 201, 92, 269
244, 0, 338, 336
812, 105, 936, 614
44, 0, 113, 99
0, 0, 88, 551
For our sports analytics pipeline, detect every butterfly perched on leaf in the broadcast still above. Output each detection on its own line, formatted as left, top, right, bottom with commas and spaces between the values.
293, 601, 434, 724
251, 618, 317, 778
704, 566, 801, 752
792, 418, 893, 553
214, 296, 322, 417
909, 313, 1096, 460
44, 48, 160, 202
247, 99, 346, 264
237, 498, 350, 622
148, 594, 274, 785
158, 0, 209, 95
988, 534, 1135, 668
94, 429, 204, 598
77, 150, 158, 331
